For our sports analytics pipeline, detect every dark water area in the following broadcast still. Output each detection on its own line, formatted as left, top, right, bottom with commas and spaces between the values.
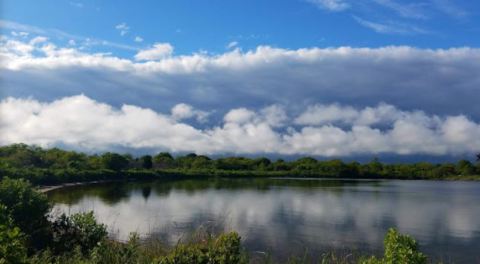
48, 178, 480, 263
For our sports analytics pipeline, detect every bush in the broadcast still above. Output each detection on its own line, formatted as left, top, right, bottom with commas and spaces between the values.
51, 212, 107, 255
159, 232, 246, 264
0, 204, 28, 264
90, 233, 145, 264
0, 177, 51, 250
361, 228, 427, 264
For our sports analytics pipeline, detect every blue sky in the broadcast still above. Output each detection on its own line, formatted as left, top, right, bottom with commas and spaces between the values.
1, 0, 480, 158
3, 0, 479, 57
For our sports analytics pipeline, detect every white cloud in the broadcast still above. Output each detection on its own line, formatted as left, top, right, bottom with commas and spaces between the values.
1, 36, 480, 132
134, 36, 144, 43
115, 23, 130, 36
1, 20, 138, 51
1, 95, 479, 156
29, 36, 48, 45
226, 41, 239, 49
69, 1, 84, 8
134, 43, 173, 61
353, 16, 429, 34
295, 103, 404, 126
307, 0, 350, 11
171, 103, 209, 123
11, 31, 29, 38
224, 108, 256, 124
432, 0, 468, 19
372, 0, 427, 19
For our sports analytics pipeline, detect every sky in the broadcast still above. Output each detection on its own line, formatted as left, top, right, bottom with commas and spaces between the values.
1, 0, 480, 159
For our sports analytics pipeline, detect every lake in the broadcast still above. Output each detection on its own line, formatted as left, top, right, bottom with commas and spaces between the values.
47, 178, 480, 263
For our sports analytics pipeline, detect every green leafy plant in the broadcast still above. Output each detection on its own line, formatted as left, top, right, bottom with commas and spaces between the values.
361, 228, 427, 264
51, 212, 107, 255
0, 204, 27, 264
0, 177, 51, 250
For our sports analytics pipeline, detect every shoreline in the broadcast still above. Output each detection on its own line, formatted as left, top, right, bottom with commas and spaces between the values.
37, 174, 480, 193
38, 180, 120, 193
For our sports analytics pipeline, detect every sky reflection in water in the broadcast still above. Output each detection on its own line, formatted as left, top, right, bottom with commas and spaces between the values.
48, 178, 480, 263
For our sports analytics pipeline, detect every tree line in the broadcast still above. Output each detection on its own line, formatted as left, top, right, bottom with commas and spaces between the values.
0, 144, 479, 185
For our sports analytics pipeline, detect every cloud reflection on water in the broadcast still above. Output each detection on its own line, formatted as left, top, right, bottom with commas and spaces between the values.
50, 179, 480, 262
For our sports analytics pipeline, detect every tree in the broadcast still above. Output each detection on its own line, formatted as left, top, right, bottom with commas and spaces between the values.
153, 152, 174, 169
101, 152, 129, 171
140, 155, 153, 169
456, 160, 475, 175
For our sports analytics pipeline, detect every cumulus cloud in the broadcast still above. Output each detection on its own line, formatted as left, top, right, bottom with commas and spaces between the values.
171, 103, 209, 123
294, 103, 404, 126
1, 95, 480, 156
134, 42, 173, 61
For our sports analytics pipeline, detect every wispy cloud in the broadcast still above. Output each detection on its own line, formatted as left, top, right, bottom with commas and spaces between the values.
353, 16, 430, 35
306, 0, 350, 11
115, 22, 130, 36
431, 0, 468, 19
0, 19, 138, 51
226, 41, 239, 49
11, 31, 29, 38
134, 36, 144, 43
69, 1, 84, 8
372, 0, 428, 19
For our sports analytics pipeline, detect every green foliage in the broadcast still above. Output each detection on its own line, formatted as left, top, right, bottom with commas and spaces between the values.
51, 212, 107, 255
140, 155, 153, 169
0, 177, 51, 250
383, 228, 427, 264
90, 233, 145, 264
361, 228, 427, 264
1, 144, 480, 184
101, 152, 129, 171
0, 205, 28, 264
153, 152, 175, 169
159, 232, 246, 264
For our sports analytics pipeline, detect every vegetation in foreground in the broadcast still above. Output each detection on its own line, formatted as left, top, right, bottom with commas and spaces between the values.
0, 144, 480, 186
1, 177, 434, 263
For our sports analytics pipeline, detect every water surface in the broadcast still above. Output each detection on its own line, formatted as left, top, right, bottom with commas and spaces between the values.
48, 178, 480, 263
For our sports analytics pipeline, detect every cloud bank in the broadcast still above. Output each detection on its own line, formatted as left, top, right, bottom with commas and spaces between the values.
2, 35, 480, 123
1, 95, 479, 156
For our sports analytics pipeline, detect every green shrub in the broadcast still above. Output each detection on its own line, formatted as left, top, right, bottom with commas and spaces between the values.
159, 232, 246, 264
0, 178, 51, 251
0, 204, 28, 264
51, 212, 107, 255
361, 228, 427, 264
383, 228, 427, 264
209, 232, 243, 264
90, 234, 138, 264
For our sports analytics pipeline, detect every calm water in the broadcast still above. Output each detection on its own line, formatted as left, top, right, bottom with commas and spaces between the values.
48, 178, 480, 263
